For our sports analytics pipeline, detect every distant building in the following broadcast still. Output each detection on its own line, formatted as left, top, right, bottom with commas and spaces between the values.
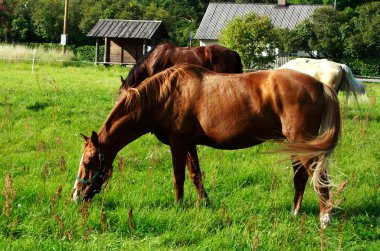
87, 19, 168, 65
195, 1, 324, 46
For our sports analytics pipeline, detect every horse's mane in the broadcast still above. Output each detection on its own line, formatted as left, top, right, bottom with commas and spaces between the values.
124, 49, 154, 88
104, 65, 186, 134
124, 42, 178, 89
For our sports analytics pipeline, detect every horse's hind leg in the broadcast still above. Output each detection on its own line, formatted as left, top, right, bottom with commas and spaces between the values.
301, 157, 332, 228
186, 145, 208, 203
169, 139, 188, 203
317, 169, 332, 229
291, 156, 309, 216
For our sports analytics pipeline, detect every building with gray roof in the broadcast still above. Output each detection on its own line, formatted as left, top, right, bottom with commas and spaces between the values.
195, 1, 324, 46
87, 19, 168, 65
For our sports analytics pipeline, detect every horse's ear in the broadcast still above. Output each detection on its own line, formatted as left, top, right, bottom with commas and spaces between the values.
91, 131, 99, 146
80, 133, 89, 141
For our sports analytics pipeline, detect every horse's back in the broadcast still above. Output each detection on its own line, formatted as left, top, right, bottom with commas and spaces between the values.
162, 65, 326, 148
280, 58, 344, 90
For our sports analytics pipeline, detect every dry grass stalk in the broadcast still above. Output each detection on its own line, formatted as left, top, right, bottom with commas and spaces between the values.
128, 208, 134, 233
37, 141, 46, 153
326, 180, 347, 210
117, 156, 126, 173
251, 231, 260, 251
79, 201, 91, 227
220, 204, 232, 226
211, 173, 215, 192
320, 225, 326, 251
64, 229, 74, 241
41, 163, 49, 182
49, 185, 65, 234
272, 175, 278, 230
2, 173, 16, 222
100, 208, 108, 234
59, 156, 67, 173
338, 211, 347, 250
83, 226, 94, 241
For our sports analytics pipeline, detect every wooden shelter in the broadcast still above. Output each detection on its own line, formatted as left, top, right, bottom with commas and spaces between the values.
87, 19, 168, 65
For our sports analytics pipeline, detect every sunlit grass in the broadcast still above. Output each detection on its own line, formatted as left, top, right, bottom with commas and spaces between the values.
0, 61, 379, 249
0, 44, 75, 63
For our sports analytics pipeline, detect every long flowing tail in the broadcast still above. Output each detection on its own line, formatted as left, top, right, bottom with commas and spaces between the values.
287, 84, 341, 191
340, 63, 367, 103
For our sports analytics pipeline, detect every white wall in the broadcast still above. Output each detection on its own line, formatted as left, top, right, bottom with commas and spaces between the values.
199, 40, 219, 46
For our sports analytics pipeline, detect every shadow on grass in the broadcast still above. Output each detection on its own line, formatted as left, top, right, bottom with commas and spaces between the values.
26, 101, 50, 111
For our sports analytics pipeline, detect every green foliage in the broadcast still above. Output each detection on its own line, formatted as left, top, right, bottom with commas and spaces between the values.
0, 0, 206, 46
347, 59, 380, 77
74, 45, 105, 62
343, 2, 380, 63
0, 61, 380, 249
292, 7, 348, 60
289, 3, 379, 75
219, 13, 278, 69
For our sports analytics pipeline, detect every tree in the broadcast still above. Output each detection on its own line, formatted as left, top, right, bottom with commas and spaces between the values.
344, 2, 380, 60
219, 13, 278, 69
31, 0, 63, 43
291, 7, 347, 60
343, 1, 380, 76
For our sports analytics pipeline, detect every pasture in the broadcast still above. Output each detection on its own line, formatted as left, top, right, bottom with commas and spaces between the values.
0, 61, 379, 250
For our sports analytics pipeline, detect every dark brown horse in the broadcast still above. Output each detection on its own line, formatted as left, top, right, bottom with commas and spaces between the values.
73, 64, 341, 228
117, 43, 243, 101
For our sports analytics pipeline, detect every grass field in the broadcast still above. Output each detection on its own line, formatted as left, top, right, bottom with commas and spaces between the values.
0, 60, 379, 250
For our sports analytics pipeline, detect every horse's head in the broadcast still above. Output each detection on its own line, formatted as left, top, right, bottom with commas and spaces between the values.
72, 131, 112, 202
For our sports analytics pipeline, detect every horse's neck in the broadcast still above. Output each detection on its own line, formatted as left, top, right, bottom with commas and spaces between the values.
98, 106, 152, 157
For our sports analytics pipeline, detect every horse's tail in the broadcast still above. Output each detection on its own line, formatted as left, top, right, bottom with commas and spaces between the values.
233, 51, 243, 73
340, 63, 367, 103
286, 84, 341, 191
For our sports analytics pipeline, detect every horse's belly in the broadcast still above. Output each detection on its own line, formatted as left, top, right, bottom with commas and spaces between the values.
198, 136, 265, 150
199, 119, 282, 149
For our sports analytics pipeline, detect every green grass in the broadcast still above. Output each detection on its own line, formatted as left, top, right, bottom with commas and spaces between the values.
0, 60, 379, 250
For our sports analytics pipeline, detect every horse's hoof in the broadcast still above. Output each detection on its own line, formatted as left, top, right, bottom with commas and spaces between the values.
320, 213, 331, 229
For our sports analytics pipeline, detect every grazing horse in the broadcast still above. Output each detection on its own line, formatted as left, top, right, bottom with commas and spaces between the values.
73, 64, 341, 228
117, 43, 243, 101
280, 58, 366, 102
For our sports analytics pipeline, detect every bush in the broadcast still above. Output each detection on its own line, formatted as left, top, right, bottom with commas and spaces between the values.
75, 45, 105, 62
347, 59, 380, 77
219, 13, 278, 70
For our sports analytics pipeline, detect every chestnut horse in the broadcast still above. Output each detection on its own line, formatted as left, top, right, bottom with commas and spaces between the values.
73, 64, 341, 228
117, 43, 243, 101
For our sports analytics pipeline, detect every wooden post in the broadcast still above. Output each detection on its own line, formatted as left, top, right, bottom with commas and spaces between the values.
104, 37, 110, 65
120, 40, 124, 64
143, 39, 147, 55
95, 38, 99, 65
62, 0, 69, 54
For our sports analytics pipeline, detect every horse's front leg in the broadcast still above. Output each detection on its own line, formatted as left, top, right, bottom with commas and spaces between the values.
186, 145, 208, 203
169, 139, 188, 203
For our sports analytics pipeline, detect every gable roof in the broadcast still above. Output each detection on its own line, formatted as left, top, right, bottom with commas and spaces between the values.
87, 19, 167, 39
195, 3, 325, 40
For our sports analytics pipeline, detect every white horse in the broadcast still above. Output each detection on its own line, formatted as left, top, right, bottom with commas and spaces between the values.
280, 58, 367, 103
